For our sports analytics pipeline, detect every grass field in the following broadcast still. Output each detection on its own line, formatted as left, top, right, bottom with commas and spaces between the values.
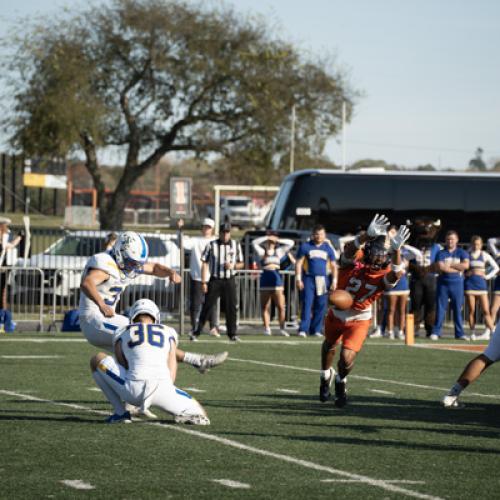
1, 333, 499, 499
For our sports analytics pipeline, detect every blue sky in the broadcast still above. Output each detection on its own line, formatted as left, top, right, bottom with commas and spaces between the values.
1, 0, 499, 169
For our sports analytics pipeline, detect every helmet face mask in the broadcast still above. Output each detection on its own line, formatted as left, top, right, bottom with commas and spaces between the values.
364, 238, 390, 270
112, 232, 148, 278
129, 299, 160, 323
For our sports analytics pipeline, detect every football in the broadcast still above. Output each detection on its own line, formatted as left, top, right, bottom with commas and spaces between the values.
329, 289, 354, 310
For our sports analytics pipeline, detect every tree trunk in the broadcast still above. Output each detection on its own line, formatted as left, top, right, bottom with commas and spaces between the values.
99, 188, 132, 230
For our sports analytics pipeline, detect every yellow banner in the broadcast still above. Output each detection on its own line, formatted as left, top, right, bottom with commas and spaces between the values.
23, 173, 67, 189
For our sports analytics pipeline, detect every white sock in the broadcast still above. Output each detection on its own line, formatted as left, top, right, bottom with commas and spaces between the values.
320, 369, 332, 381
92, 371, 125, 415
183, 352, 201, 368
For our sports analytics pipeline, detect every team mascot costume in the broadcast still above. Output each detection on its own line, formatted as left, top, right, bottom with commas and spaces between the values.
407, 218, 442, 336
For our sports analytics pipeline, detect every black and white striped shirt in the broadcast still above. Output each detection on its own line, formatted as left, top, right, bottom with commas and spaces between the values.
201, 238, 243, 279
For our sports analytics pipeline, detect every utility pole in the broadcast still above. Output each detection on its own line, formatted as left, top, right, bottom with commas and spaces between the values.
342, 101, 347, 171
290, 104, 296, 174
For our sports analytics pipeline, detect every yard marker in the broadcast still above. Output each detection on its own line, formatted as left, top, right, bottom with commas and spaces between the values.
60, 480, 95, 490
212, 479, 251, 489
0, 390, 444, 500
405, 314, 415, 345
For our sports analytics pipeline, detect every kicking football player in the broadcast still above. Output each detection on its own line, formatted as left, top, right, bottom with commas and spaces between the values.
320, 214, 410, 407
90, 298, 210, 424
79, 231, 227, 374
442, 321, 500, 408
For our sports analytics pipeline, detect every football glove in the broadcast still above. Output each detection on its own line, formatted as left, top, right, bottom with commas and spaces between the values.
367, 213, 390, 239
390, 225, 411, 251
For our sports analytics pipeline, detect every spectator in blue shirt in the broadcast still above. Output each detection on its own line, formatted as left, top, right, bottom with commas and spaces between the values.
295, 225, 337, 337
431, 230, 470, 340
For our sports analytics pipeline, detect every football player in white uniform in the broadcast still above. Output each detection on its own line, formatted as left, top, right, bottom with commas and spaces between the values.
80, 231, 227, 373
90, 299, 209, 424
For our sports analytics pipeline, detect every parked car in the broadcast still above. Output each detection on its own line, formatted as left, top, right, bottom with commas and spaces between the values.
14, 230, 180, 298
209, 196, 266, 228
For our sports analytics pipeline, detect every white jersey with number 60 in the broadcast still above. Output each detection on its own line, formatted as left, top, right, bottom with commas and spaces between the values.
115, 323, 179, 381
79, 252, 133, 317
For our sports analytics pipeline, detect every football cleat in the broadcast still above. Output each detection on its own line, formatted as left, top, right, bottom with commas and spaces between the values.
197, 351, 228, 373
369, 327, 383, 338
105, 411, 132, 424
442, 394, 463, 408
229, 336, 241, 342
263, 327, 272, 336
319, 367, 335, 402
334, 376, 348, 408
175, 413, 210, 425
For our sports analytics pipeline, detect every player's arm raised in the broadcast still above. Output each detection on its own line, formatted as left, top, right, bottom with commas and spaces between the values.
386, 225, 411, 284
344, 213, 390, 261
142, 262, 181, 283
80, 268, 114, 317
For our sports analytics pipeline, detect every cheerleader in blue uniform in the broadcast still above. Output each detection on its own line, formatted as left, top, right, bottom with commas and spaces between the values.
487, 237, 500, 328
252, 232, 295, 336
383, 227, 423, 340
465, 236, 498, 340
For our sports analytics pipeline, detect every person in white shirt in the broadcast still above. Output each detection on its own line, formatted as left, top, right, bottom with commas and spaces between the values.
90, 298, 209, 424
0, 217, 23, 310
178, 218, 219, 336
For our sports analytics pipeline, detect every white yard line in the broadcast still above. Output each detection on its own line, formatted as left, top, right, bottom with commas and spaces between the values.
228, 358, 500, 400
60, 480, 95, 490
276, 389, 300, 394
322, 479, 425, 484
212, 479, 251, 489
0, 389, 442, 500
369, 389, 395, 395
183, 387, 206, 393
1, 355, 62, 359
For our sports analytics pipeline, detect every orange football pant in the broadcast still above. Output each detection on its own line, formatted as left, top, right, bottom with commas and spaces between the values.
324, 309, 371, 353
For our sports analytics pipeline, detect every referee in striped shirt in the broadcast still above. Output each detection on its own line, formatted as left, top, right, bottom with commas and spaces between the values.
192, 223, 244, 341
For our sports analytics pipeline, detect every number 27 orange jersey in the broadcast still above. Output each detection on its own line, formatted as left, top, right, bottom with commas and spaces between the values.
337, 262, 390, 312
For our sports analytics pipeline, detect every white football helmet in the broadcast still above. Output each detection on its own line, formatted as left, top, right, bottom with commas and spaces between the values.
111, 231, 148, 277
129, 299, 160, 323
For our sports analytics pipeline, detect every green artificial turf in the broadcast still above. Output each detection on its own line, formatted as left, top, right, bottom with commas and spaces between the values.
1, 333, 499, 499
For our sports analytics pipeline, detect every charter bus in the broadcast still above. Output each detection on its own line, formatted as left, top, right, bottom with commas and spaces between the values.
265, 169, 500, 243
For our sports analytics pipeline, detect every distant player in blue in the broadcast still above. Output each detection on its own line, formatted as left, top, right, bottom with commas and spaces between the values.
431, 231, 470, 340
295, 225, 337, 337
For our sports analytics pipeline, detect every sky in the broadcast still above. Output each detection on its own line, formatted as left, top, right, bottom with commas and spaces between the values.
1, 0, 499, 170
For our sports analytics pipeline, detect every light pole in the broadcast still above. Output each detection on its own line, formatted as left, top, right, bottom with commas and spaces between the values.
290, 104, 296, 174
341, 101, 346, 171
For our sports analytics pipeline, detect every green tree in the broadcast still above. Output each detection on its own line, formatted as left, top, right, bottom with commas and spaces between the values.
468, 147, 487, 171
2, 0, 356, 229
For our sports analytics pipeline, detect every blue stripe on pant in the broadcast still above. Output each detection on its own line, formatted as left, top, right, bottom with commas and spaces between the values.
432, 278, 465, 338
299, 275, 328, 335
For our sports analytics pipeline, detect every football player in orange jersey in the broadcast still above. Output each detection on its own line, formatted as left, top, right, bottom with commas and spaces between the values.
320, 214, 410, 407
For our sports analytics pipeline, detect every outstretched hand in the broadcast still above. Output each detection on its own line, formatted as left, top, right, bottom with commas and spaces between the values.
367, 213, 390, 239
390, 225, 411, 251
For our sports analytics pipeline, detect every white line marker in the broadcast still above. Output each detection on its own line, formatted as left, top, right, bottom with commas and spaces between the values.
60, 480, 95, 490
322, 479, 425, 485
0, 390, 443, 500
1, 355, 62, 359
87, 388, 100, 392
277, 388, 300, 394
0, 339, 85, 343
229, 357, 500, 400
212, 479, 251, 489
370, 389, 395, 395
184, 387, 206, 393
